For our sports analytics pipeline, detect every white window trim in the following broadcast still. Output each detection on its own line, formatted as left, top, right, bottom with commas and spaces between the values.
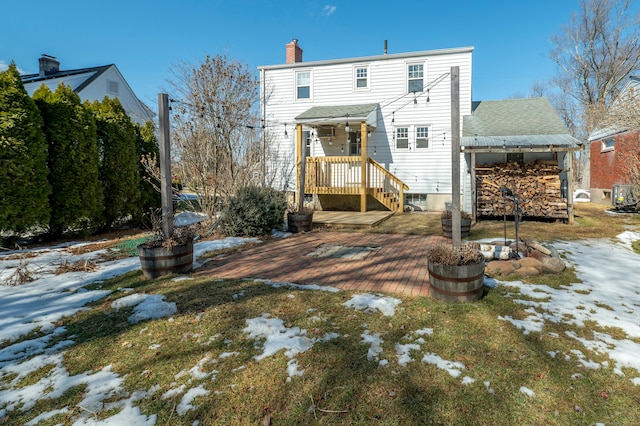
295, 70, 312, 101
394, 125, 432, 151
601, 137, 615, 152
353, 64, 369, 91
415, 125, 431, 150
395, 126, 410, 151
406, 61, 426, 94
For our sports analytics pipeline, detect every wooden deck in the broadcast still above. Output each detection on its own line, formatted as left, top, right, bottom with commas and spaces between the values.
312, 210, 394, 228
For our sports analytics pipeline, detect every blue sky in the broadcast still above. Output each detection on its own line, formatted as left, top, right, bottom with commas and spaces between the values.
0, 1, 607, 112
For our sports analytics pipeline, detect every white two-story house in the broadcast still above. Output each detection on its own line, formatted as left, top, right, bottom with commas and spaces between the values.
259, 40, 473, 213
22, 55, 154, 125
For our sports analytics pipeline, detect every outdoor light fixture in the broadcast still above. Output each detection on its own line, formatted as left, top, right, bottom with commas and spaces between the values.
427, 89, 430, 103
373, 146, 377, 155
345, 114, 350, 133
284, 123, 288, 137
413, 93, 417, 104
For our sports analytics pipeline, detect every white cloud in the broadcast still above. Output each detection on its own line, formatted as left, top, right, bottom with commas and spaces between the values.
322, 5, 336, 16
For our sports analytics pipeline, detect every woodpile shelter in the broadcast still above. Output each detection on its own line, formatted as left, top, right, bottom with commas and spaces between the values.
461, 98, 583, 224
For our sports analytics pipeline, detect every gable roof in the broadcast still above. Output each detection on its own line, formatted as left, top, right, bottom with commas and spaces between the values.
462, 97, 581, 152
21, 63, 154, 123
21, 65, 112, 91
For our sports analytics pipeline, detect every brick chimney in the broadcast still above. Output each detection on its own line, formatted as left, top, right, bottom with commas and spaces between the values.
285, 39, 303, 64
39, 55, 60, 77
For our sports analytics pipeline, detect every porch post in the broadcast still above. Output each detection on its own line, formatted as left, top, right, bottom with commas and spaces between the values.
471, 151, 477, 223
360, 121, 368, 212
296, 124, 304, 209
566, 150, 574, 226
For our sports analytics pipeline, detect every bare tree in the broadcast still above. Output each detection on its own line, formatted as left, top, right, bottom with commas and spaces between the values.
549, 0, 640, 189
550, 0, 640, 133
165, 54, 263, 220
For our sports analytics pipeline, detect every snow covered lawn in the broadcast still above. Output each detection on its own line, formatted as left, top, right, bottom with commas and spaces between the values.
0, 230, 639, 424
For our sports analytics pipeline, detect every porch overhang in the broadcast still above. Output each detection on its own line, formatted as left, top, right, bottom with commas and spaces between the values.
294, 103, 379, 129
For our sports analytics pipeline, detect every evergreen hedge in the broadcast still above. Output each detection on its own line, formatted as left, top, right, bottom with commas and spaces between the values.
90, 97, 141, 230
34, 84, 103, 236
135, 121, 161, 224
0, 64, 51, 233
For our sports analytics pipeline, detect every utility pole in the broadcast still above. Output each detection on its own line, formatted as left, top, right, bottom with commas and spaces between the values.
451, 66, 461, 250
158, 93, 174, 239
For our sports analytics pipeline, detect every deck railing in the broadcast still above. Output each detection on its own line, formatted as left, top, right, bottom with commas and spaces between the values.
304, 156, 408, 212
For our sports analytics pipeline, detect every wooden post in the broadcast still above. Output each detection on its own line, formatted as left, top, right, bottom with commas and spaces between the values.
296, 124, 305, 211
158, 93, 174, 239
566, 151, 574, 225
360, 121, 368, 212
451, 66, 461, 250
470, 151, 477, 223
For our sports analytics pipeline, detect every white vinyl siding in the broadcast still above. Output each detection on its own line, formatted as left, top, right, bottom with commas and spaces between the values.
260, 48, 473, 199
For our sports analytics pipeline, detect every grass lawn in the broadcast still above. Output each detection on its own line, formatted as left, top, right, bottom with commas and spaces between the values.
2, 202, 640, 425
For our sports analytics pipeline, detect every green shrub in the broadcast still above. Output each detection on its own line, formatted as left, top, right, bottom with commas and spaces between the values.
221, 186, 286, 237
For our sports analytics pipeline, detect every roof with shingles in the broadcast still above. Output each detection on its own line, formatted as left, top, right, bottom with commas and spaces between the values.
295, 103, 379, 127
462, 97, 581, 150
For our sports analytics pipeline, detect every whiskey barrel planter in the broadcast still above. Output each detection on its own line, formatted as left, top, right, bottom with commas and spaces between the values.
287, 212, 313, 233
441, 217, 472, 238
138, 239, 194, 279
427, 259, 485, 303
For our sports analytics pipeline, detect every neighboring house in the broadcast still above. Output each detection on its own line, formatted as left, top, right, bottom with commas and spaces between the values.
588, 76, 640, 205
462, 98, 582, 222
21, 55, 153, 124
259, 40, 580, 219
260, 40, 473, 213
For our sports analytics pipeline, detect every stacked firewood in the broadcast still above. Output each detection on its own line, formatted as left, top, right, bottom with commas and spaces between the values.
476, 160, 567, 219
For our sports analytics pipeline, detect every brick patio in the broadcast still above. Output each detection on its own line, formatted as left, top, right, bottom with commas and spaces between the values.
196, 231, 450, 296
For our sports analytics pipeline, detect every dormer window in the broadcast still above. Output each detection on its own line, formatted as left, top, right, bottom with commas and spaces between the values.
407, 63, 424, 93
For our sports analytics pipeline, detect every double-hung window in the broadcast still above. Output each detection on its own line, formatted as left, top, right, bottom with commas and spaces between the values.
355, 66, 368, 89
296, 71, 311, 100
416, 127, 429, 148
407, 63, 424, 93
396, 127, 409, 149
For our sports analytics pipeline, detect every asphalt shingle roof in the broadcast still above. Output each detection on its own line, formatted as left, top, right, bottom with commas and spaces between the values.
462, 97, 581, 149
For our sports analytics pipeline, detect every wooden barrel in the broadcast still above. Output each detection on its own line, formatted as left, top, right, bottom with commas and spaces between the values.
138, 240, 194, 279
441, 218, 471, 238
427, 259, 485, 302
287, 213, 313, 233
